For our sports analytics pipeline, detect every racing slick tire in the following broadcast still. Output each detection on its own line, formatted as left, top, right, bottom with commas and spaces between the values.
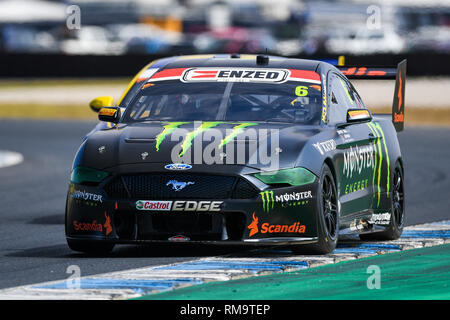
67, 239, 115, 254
360, 161, 404, 241
292, 163, 339, 254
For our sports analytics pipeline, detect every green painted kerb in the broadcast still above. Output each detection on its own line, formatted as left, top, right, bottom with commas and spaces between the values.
138, 244, 450, 300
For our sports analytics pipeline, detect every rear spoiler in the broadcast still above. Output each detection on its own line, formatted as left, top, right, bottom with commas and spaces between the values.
337, 58, 407, 132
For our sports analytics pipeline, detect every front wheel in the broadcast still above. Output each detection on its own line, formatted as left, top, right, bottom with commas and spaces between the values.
292, 164, 339, 254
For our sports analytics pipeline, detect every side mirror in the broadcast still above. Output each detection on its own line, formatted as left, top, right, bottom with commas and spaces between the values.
98, 107, 121, 123
89, 96, 114, 113
346, 109, 372, 123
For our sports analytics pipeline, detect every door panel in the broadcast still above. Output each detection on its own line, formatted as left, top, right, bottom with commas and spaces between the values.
327, 72, 375, 217
335, 123, 376, 217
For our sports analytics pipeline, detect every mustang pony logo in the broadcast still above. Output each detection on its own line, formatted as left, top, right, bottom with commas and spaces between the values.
248, 213, 259, 237
166, 180, 195, 191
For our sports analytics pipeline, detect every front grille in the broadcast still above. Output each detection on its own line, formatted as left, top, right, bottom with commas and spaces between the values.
104, 173, 259, 200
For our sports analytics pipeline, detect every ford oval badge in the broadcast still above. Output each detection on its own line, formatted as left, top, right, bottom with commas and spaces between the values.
164, 163, 192, 171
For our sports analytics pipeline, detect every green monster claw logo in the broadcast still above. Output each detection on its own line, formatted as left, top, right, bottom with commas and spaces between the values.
154, 121, 260, 157
155, 122, 189, 152
179, 122, 224, 156
260, 190, 274, 212
366, 122, 390, 207
219, 123, 259, 148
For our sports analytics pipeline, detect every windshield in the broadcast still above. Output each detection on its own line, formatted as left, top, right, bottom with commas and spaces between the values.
123, 80, 322, 124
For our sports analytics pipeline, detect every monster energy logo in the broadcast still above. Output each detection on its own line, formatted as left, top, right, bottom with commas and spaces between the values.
343, 144, 375, 178
366, 122, 390, 207
180, 122, 224, 156
260, 190, 274, 212
155, 122, 189, 152
155, 121, 259, 156
219, 123, 258, 148
153, 121, 280, 169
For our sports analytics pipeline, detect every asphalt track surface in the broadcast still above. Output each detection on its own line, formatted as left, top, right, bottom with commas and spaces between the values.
0, 119, 449, 290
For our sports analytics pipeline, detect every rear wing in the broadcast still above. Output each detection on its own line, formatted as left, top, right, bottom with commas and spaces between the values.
337, 59, 407, 132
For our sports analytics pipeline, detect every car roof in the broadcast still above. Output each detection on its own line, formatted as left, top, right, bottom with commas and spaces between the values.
155, 54, 323, 72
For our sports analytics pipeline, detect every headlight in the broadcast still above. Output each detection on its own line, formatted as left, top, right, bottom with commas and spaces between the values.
71, 166, 109, 184
252, 167, 316, 186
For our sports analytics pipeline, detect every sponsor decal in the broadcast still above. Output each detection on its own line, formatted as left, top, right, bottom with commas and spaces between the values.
321, 106, 327, 123
148, 67, 320, 84
247, 214, 306, 237
345, 178, 369, 194
98, 146, 106, 154
141, 152, 149, 160
156, 122, 190, 152
337, 129, 353, 143
393, 71, 404, 124
394, 112, 404, 123
260, 190, 274, 212
281, 200, 310, 208
343, 145, 375, 178
164, 163, 192, 170
149, 67, 187, 82
180, 122, 225, 157
166, 180, 195, 191
218, 123, 258, 148
369, 213, 391, 225
104, 212, 112, 236
350, 219, 369, 232
260, 190, 312, 212
275, 191, 312, 203
156, 121, 280, 170
182, 68, 290, 83
73, 220, 103, 232
71, 190, 103, 203
313, 139, 336, 155
321, 75, 327, 123
248, 213, 259, 237
154, 121, 282, 171
136, 200, 172, 211
172, 201, 223, 212
341, 67, 387, 77
366, 122, 390, 207
136, 68, 159, 83
168, 235, 190, 242
348, 109, 370, 121
98, 108, 117, 117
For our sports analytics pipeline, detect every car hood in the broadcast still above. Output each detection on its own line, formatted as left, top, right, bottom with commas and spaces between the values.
79, 121, 322, 171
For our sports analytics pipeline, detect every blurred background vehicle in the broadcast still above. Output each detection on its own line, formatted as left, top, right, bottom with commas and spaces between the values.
0, 0, 448, 83
0, 0, 446, 56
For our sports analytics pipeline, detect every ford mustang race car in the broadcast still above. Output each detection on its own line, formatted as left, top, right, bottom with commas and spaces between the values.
65, 54, 406, 254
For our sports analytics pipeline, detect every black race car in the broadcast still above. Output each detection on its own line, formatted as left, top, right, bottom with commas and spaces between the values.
65, 54, 406, 254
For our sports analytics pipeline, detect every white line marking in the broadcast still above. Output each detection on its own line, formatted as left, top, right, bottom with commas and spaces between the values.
0, 150, 23, 168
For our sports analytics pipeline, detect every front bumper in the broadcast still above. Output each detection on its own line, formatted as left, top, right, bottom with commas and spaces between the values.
65, 175, 320, 245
